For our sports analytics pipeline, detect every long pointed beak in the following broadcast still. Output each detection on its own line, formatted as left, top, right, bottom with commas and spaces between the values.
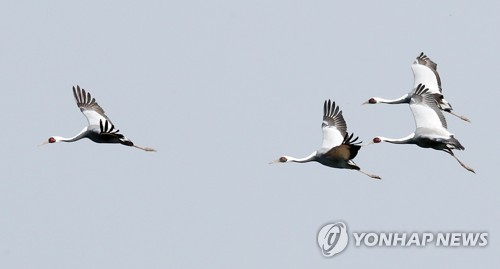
269, 159, 280, 164
361, 101, 370, 105
360, 141, 374, 147
38, 140, 49, 147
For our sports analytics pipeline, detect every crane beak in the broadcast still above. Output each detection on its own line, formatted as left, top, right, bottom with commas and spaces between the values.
38, 140, 49, 147
269, 159, 280, 164
361, 101, 370, 105
361, 141, 375, 147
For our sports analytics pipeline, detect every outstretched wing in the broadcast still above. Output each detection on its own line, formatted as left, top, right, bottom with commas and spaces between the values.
410, 83, 448, 130
99, 118, 121, 136
416, 52, 438, 72
323, 133, 362, 161
97, 118, 131, 145
411, 52, 441, 94
73, 85, 112, 127
321, 100, 347, 150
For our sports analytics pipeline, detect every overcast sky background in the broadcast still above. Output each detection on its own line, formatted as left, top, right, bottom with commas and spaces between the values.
1, 0, 498, 268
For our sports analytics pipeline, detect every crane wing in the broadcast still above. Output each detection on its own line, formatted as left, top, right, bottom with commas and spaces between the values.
409, 83, 448, 130
73, 86, 112, 127
321, 100, 347, 150
411, 52, 441, 94
323, 133, 361, 161
416, 52, 438, 72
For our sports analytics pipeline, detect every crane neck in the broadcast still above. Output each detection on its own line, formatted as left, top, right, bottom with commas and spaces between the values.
57, 127, 88, 142
379, 133, 415, 144
287, 152, 317, 163
376, 94, 410, 104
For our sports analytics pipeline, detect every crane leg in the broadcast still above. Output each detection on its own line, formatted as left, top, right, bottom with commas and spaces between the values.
133, 145, 157, 152
451, 154, 475, 173
349, 160, 381, 179
357, 169, 382, 180
447, 110, 471, 123
444, 149, 475, 173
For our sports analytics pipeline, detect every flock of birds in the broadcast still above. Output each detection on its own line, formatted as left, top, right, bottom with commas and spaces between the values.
41, 52, 473, 179
270, 52, 474, 179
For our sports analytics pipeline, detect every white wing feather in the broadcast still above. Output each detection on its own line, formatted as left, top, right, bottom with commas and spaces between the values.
320, 100, 347, 150
321, 125, 344, 150
409, 102, 444, 130
409, 84, 448, 130
411, 63, 440, 94
73, 86, 113, 128
81, 110, 109, 127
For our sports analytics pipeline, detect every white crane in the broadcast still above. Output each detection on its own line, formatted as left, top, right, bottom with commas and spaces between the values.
364, 52, 470, 122
371, 83, 474, 173
271, 100, 381, 180
41, 86, 156, 152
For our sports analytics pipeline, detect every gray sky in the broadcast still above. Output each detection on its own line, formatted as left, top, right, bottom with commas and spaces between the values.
1, 0, 498, 268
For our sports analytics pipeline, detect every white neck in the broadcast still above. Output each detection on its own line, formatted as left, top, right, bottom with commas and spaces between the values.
55, 127, 88, 142
379, 133, 415, 144
285, 152, 317, 163
375, 94, 410, 104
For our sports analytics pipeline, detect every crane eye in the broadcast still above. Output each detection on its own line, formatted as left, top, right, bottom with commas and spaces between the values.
279, 157, 287, 162
368, 98, 376, 104
49, 137, 56, 143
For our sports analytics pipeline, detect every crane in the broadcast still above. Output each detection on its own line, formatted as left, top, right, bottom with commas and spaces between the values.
364, 52, 470, 122
371, 83, 474, 173
41, 86, 156, 152
271, 100, 381, 179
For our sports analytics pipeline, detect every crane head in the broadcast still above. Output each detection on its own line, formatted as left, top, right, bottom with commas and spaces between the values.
362, 98, 378, 105
269, 156, 289, 164
38, 136, 59, 147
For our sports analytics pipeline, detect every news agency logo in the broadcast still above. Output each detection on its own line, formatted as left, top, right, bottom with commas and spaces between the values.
352, 232, 488, 247
317, 221, 488, 258
317, 222, 349, 257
